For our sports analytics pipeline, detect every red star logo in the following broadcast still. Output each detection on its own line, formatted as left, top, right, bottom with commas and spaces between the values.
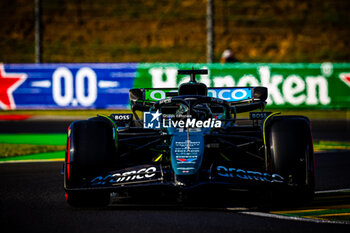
339, 73, 350, 88
0, 64, 27, 110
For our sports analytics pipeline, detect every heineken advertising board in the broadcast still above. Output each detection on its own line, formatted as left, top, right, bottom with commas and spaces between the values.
0, 63, 349, 110
135, 63, 350, 109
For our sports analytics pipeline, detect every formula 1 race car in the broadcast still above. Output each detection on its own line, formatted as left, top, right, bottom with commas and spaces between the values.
64, 69, 315, 207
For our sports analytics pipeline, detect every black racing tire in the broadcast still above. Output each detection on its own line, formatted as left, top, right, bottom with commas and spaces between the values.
267, 116, 315, 204
65, 119, 117, 207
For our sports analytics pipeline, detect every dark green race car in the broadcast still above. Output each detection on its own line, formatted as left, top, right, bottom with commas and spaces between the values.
64, 69, 315, 207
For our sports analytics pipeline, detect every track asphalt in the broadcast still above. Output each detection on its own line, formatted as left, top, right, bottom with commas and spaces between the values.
0, 119, 349, 232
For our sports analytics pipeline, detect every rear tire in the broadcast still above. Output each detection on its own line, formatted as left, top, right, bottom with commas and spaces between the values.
64, 119, 117, 207
267, 116, 315, 204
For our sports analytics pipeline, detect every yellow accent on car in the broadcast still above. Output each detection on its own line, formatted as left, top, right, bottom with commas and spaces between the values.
154, 154, 163, 162
262, 112, 281, 145
220, 153, 231, 161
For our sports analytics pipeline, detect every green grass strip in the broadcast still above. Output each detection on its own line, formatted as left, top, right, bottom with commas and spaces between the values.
281, 208, 350, 217
314, 140, 350, 151
0, 151, 64, 162
0, 144, 65, 158
0, 134, 66, 145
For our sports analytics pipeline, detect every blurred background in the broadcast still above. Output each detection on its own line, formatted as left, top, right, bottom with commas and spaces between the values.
1, 2, 350, 228
1, 0, 350, 63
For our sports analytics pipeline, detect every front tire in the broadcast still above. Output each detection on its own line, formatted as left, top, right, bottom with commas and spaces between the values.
64, 118, 117, 207
267, 116, 315, 204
